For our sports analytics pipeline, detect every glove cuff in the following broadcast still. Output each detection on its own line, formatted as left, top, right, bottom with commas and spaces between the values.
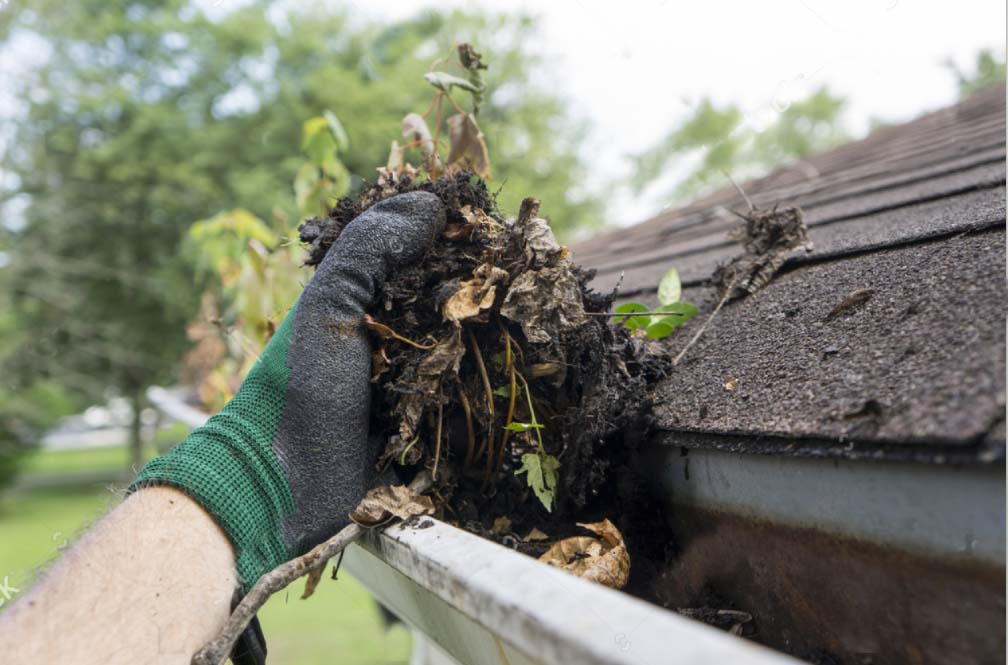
129, 307, 298, 590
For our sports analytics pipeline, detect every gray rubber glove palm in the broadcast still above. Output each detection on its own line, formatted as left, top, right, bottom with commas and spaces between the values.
131, 191, 445, 589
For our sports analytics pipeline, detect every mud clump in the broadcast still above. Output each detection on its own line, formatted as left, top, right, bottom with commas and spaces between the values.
300, 172, 669, 544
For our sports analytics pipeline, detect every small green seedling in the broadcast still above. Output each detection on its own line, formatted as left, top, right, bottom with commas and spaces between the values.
511, 377, 560, 512
613, 268, 698, 339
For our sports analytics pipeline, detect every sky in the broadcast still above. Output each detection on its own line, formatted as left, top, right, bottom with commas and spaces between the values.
355, 0, 1006, 226
1, 1, 1004, 229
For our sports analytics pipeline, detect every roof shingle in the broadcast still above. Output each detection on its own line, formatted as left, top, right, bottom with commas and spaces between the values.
572, 85, 1007, 460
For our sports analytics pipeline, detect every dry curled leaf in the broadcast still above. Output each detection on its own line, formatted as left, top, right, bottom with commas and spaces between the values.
524, 527, 549, 542
501, 266, 586, 344
520, 216, 564, 269
393, 327, 464, 441
714, 205, 811, 300
401, 113, 435, 158
371, 345, 391, 383
538, 519, 630, 589
491, 516, 512, 535
442, 263, 509, 322
445, 113, 490, 178
350, 484, 435, 527
442, 222, 474, 240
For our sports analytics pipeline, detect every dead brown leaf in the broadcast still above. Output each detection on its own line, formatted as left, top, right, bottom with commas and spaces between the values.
501, 265, 586, 344
459, 205, 504, 238
445, 113, 490, 178
350, 484, 435, 527
715, 205, 811, 301
524, 527, 549, 542
393, 327, 465, 441
401, 113, 435, 159
538, 519, 630, 589
491, 516, 512, 535
443, 222, 474, 240
443, 263, 509, 323
371, 345, 391, 383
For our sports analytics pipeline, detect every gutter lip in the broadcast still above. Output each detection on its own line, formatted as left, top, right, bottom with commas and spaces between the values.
344, 516, 801, 665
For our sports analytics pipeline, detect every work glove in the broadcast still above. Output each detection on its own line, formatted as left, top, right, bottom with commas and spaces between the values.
130, 192, 445, 656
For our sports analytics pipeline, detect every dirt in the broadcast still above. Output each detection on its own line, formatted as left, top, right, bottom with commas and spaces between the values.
300, 171, 677, 566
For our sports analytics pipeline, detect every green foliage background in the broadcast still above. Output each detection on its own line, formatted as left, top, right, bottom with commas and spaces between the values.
0, 1, 601, 483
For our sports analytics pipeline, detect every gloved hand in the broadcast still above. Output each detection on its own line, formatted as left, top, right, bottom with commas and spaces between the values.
131, 192, 445, 591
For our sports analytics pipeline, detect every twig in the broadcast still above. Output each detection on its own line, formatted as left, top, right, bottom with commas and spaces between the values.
432, 385, 444, 481
585, 310, 693, 318
444, 92, 467, 115
491, 331, 518, 478
672, 275, 740, 366
430, 94, 444, 172
723, 170, 755, 212
514, 371, 544, 449
364, 315, 436, 350
467, 328, 494, 420
330, 549, 345, 581
459, 387, 476, 470
191, 473, 433, 665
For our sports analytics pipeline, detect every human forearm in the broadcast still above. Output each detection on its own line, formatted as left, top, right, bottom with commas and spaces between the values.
0, 487, 237, 665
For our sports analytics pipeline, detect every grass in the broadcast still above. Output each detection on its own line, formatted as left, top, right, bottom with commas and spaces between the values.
21, 446, 133, 476
0, 448, 411, 664
21, 423, 192, 477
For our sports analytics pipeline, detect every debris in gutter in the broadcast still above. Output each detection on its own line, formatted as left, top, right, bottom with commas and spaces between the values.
538, 519, 631, 589
300, 170, 668, 602
676, 607, 754, 637
350, 483, 436, 527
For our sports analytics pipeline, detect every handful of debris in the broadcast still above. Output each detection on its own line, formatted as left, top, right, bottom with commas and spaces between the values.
300, 171, 666, 557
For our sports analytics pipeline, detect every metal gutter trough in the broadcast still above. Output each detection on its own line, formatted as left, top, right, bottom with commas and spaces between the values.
343, 518, 799, 665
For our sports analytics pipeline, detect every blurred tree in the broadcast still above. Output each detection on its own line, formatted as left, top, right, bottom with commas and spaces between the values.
631, 86, 848, 201
946, 48, 1007, 98
0, 271, 83, 490
0, 1, 600, 473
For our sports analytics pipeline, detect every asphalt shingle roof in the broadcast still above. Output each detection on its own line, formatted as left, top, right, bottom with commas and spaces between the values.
572, 84, 1006, 462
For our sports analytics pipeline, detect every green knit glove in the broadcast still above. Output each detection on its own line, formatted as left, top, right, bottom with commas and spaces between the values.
131, 307, 298, 587
130, 192, 445, 590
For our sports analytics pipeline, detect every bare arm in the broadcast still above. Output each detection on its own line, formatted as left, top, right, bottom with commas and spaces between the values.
0, 487, 237, 665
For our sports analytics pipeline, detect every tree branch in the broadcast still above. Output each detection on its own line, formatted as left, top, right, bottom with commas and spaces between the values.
191, 472, 433, 665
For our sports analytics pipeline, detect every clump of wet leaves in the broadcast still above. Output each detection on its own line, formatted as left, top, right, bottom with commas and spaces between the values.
300, 174, 666, 541
298, 43, 672, 588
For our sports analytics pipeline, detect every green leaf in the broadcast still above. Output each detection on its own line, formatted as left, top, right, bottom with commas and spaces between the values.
424, 71, 481, 94
301, 116, 328, 148
323, 110, 349, 152
657, 268, 681, 305
645, 301, 699, 339
294, 163, 321, 216
493, 386, 510, 397
505, 421, 544, 433
658, 301, 698, 319
303, 130, 338, 168
515, 451, 560, 512
644, 319, 676, 339
614, 302, 650, 331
